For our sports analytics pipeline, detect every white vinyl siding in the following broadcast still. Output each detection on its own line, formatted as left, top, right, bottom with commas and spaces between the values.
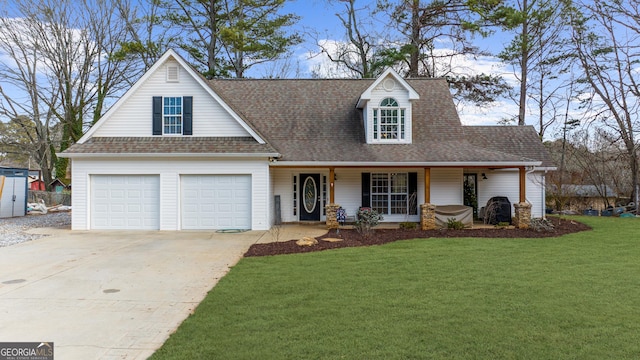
365, 75, 413, 144
478, 169, 545, 218
527, 171, 545, 218
477, 170, 518, 218
430, 168, 463, 205
93, 59, 250, 137
476, 169, 545, 218
70, 158, 269, 230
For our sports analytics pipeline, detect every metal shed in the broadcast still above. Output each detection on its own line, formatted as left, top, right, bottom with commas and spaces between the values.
0, 166, 29, 218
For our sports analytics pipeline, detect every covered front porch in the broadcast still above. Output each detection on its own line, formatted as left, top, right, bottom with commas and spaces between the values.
271, 165, 542, 230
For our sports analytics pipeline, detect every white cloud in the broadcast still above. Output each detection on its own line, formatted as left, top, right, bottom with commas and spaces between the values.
303, 39, 521, 126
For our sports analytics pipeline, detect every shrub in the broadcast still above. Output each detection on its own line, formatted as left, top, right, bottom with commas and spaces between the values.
446, 218, 465, 230
399, 222, 417, 230
530, 218, 555, 232
355, 208, 383, 237
495, 221, 511, 228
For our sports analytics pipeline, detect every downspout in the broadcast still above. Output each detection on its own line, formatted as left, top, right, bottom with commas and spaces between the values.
542, 170, 547, 219
524, 166, 537, 217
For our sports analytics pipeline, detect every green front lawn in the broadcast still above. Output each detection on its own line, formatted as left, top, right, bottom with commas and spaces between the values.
151, 216, 640, 359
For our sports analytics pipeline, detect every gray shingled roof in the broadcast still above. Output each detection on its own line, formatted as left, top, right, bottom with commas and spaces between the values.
63, 137, 278, 155
464, 126, 556, 167
63, 74, 554, 167
208, 78, 551, 165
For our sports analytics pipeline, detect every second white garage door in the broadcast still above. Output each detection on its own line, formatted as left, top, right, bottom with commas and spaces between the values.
181, 175, 251, 230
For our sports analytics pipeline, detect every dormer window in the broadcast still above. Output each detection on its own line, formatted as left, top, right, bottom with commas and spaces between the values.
373, 98, 405, 140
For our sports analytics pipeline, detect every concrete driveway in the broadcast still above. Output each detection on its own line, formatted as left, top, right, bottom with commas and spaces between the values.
0, 229, 269, 359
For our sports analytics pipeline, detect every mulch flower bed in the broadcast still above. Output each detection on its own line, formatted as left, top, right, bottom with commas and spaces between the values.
244, 217, 591, 257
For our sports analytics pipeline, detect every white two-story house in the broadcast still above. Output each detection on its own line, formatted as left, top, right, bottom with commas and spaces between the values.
61, 50, 555, 231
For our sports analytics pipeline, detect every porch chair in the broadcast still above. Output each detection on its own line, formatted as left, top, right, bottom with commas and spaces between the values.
337, 207, 347, 226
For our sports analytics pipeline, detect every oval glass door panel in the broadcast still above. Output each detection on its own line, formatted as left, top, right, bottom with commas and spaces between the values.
303, 177, 317, 213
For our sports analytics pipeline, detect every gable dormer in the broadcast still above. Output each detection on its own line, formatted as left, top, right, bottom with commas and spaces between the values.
357, 69, 419, 144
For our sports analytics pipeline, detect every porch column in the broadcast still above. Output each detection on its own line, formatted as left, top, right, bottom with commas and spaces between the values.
420, 168, 436, 230
420, 203, 436, 230
424, 168, 431, 203
513, 202, 532, 229
329, 167, 335, 204
514, 167, 531, 229
519, 167, 526, 203
325, 203, 340, 230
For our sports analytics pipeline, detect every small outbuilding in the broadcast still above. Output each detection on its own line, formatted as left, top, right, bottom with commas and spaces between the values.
0, 166, 29, 218
49, 179, 70, 193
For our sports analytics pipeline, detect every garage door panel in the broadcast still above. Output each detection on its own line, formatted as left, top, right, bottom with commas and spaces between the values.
181, 175, 251, 230
91, 175, 160, 230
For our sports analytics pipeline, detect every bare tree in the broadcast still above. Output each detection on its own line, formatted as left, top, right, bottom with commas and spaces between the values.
566, 0, 640, 203
0, 0, 141, 185
311, 0, 392, 78
378, 0, 511, 105
0, 10, 62, 186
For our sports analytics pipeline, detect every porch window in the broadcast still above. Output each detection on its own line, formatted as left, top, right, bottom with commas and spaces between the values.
322, 175, 327, 216
371, 173, 409, 215
373, 98, 405, 141
293, 175, 297, 216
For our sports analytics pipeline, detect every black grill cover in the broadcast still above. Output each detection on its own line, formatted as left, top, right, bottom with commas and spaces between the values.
484, 196, 512, 225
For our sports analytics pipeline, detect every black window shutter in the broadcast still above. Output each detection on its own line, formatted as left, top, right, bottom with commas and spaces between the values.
183, 96, 193, 135
409, 172, 418, 215
152, 96, 162, 135
361, 173, 370, 208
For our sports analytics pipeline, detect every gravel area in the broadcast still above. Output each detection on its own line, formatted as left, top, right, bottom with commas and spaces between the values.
0, 212, 71, 247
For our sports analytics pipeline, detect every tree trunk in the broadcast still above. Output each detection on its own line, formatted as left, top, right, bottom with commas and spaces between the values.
409, 0, 420, 77
518, 0, 529, 126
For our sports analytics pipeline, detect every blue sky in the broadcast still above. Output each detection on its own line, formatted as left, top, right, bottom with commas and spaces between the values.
274, 0, 520, 128
282, 0, 517, 125
0, 0, 524, 129
283, 0, 346, 38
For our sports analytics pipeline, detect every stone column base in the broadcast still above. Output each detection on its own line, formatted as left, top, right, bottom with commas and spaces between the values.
420, 203, 437, 230
513, 202, 532, 229
325, 203, 340, 229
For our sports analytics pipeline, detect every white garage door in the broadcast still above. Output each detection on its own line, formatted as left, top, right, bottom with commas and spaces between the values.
181, 175, 251, 230
91, 175, 160, 230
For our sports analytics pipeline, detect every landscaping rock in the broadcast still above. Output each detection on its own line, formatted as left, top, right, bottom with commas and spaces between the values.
296, 237, 318, 246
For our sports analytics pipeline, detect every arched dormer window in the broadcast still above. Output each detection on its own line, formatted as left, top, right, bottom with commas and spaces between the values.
373, 97, 405, 141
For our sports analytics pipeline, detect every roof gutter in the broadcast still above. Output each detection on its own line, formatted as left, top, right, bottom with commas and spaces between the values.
58, 152, 281, 159
269, 160, 543, 168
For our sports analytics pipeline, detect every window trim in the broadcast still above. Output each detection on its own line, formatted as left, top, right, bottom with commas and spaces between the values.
152, 96, 193, 136
163, 96, 183, 135
370, 172, 409, 215
372, 97, 407, 143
